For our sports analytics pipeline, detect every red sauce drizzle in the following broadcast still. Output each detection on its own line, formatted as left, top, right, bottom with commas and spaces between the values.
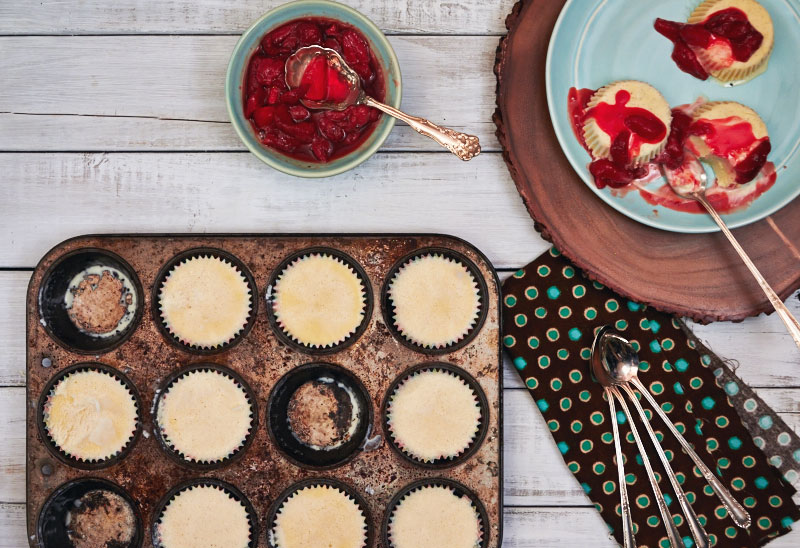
243, 18, 385, 162
654, 8, 763, 81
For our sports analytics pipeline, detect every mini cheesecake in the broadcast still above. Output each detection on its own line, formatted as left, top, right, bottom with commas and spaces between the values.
273, 485, 366, 548
582, 80, 672, 166
389, 486, 482, 548
689, 0, 774, 83
687, 101, 770, 186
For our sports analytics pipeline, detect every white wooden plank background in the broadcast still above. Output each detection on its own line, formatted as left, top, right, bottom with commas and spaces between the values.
1, 1, 799, 546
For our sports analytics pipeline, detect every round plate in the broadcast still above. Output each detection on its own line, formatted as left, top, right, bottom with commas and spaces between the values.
546, 0, 800, 233
494, 0, 800, 322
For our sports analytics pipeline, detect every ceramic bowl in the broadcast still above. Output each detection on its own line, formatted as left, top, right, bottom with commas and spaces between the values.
225, 0, 402, 178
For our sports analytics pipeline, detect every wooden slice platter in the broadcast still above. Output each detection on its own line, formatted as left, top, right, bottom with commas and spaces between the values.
493, 0, 800, 323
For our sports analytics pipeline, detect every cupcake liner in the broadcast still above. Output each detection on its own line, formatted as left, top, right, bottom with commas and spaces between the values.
384, 363, 488, 468
38, 363, 141, 469
153, 479, 258, 548
154, 249, 257, 354
583, 80, 670, 165
268, 479, 370, 548
384, 479, 488, 548
384, 249, 487, 353
154, 365, 257, 468
267, 248, 372, 353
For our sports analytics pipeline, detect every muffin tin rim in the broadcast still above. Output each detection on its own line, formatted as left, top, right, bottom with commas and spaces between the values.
381, 246, 491, 355
36, 476, 145, 548
37, 246, 145, 355
381, 361, 491, 469
36, 362, 143, 470
151, 246, 260, 355
152, 362, 261, 470
264, 476, 374, 548
266, 361, 375, 470
150, 477, 260, 548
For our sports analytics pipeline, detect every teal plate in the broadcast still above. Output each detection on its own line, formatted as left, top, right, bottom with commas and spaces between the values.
546, 0, 800, 233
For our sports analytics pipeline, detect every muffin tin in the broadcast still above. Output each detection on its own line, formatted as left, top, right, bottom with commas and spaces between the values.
26, 234, 502, 548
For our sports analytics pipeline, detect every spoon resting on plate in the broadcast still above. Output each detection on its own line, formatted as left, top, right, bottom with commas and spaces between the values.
285, 46, 481, 161
662, 154, 800, 351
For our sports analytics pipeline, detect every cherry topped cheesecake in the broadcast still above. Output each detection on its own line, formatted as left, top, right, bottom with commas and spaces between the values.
655, 0, 774, 84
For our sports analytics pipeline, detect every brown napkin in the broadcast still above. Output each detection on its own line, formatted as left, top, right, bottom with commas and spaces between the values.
502, 247, 800, 547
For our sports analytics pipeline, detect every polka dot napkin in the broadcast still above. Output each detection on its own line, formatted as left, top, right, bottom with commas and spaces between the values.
502, 247, 800, 547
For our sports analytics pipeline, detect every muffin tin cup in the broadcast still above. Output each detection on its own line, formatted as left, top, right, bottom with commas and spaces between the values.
382, 362, 490, 469
37, 362, 143, 470
152, 363, 259, 470
265, 477, 374, 548
266, 247, 374, 355
38, 248, 144, 355
267, 362, 373, 469
382, 477, 490, 548
151, 478, 260, 548
152, 247, 259, 355
381, 247, 489, 355
37, 477, 144, 548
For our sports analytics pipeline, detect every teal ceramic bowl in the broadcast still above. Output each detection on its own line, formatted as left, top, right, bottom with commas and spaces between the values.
225, 0, 402, 178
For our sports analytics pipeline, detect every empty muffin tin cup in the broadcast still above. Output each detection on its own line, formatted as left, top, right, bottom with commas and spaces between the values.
382, 478, 489, 548
151, 478, 259, 548
38, 248, 144, 354
381, 247, 489, 354
37, 362, 143, 470
265, 246, 373, 355
265, 477, 373, 548
382, 362, 489, 469
152, 247, 259, 355
152, 363, 259, 470
37, 477, 144, 548
267, 362, 373, 469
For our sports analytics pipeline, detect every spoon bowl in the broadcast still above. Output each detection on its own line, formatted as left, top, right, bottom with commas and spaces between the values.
592, 326, 639, 386
285, 46, 363, 111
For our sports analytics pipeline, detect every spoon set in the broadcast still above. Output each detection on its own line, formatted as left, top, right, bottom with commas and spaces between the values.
591, 326, 751, 548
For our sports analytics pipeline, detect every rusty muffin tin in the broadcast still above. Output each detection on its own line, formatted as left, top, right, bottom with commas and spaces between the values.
26, 234, 503, 548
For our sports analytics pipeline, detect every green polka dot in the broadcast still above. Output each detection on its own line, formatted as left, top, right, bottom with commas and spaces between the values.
605, 299, 619, 312
557, 348, 569, 360
768, 496, 782, 508
580, 347, 591, 360
580, 439, 593, 453
537, 265, 551, 277
558, 305, 572, 318
549, 247, 561, 257
625, 473, 636, 485
579, 390, 591, 402
590, 411, 605, 425
569, 369, 582, 383
567, 461, 579, 473
701, 397, 716, 410
514, 314, 528, 327
593, 462, 605, 474
676, 472, 685, 485
715, 506, 728, 519
535, 307, 547, 319
731, 478, 745, 490
592, 281, 605, 290
601, 432, 613, 444
659, 539, 670, 548
525, 377, 538, 389
537, 399, 549, 412
647, 515, 660, 527
527, 336, 540, 349
524, 286, 538, 300
546, 328, 560, 341
584, 307, 597, 320
503, 335, 516, 348
630, 340, 640, 352
636, 494, 650, 508
661, 338, 674, 350
547, 286, 561, 299
513, 356, 527, 370
572, 284, 586, 298
602, 481, 616, 494
707, 438, 719, 451
547, 419, 559, 432
504, 295, 517, 307
715, 416, 729, 428
562, 266, 575, 278
744, 497, 756, 508
662, 360, 672, 372
550, 378, 563, 391
725, 526, 737, 539
538, 355, 550, 368
615, 319, 628, 330
661, 402, 674, 413
513, 269, 525, 278
560, 397, 572, 411
689, 377, 702, 389
718, 457, 730, 469
758, 517, 772, 530
650, 381, 664, 395
638, 360, 650, 372
571, 420, 583, 433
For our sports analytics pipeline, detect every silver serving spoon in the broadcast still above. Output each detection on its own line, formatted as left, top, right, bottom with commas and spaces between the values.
662, 155, 800, 351
593, 327, 681, 548
285, 45, 481, 161
598, 327, 752, 530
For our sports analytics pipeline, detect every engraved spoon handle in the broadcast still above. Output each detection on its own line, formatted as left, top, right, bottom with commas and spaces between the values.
630, 376, 751, 528
607, 387, 637, 548
693, 191, 800, 351
612, 387, 682, 548
620, 384, 709, 548
363, 96, 481, 161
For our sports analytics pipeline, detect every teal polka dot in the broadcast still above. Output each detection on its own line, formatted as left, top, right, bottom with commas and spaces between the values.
781, 516, 795, 529
513, 356, 527, 370
616, 411, 627, 424
758, 415, 773, 430
778, 432, 791, 446
674, 358, 689, 372
754, 476, 769, 489
683, 536, 695, 548
547, 286, 561, 299
581, 482, 591, 494
793, 449, 800, 463
725, 382, 740, 396
673, 382, 684, 395
649, 319, 661, 333
525, 286, 538, 300
744, 398, 758, 412
568, 327, 582, 341
701, 354, 711, 365
504, 295, 517, 307
557, 441, 569, 454
528, 336, 540, 349
627, 301, 642, 312
701, 397, 716, 410
728, 437, 742, 450
649, 340, 662, 353
537, 399, 549, 412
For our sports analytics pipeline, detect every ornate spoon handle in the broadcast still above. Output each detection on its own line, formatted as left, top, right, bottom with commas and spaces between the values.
364, 97, 481, 161
612, 387, 682, 548
620, 385, 709, 548
631, 376, 751, 528
693, 191, 800, 351
607, 387, 637, 548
